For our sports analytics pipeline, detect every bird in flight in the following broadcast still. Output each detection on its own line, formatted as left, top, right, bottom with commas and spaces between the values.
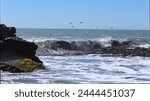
79, 22, 84, 24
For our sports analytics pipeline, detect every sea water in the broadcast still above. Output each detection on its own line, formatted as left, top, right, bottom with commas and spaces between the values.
1, 29, 150, 84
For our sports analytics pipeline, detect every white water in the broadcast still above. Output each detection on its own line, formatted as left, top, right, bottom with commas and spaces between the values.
24, 36, 150, 49
1, 29, 149, 84
1, 55, 150, 84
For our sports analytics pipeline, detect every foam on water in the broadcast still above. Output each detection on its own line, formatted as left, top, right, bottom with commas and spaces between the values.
22, 36, 150, 50
137, 44, 150, 48
1, 55, 150, 84
1, 29, 149, 84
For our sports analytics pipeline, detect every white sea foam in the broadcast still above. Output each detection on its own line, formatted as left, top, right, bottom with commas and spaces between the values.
20, 35, 150, 49
137, 44, 150, 48
22, 36, 114, 42
1, 55, 150, 84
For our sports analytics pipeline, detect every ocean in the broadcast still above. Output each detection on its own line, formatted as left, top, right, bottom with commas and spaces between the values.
1, 29, 150, 84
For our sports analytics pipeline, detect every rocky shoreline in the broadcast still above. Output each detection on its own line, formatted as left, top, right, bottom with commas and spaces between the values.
0, 24, 150, 73
36, 40, 150, 57
0, 24, 44, 73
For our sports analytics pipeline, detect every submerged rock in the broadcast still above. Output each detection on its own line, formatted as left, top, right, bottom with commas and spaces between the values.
0, 24, 44, 73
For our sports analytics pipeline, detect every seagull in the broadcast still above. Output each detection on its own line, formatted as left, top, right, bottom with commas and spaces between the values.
79, 22, 84, 24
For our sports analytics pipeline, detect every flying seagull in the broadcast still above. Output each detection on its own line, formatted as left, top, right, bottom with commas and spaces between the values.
70, 22, 72, 24
79, 22, 84, 24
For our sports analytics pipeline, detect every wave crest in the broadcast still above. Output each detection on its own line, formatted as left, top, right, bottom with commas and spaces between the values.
36, 39, 147, 56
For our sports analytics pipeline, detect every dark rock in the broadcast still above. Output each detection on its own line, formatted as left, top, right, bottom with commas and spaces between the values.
0, 63, 23, 73
57, 41, 72, 50
111, 40, 134, 47
122, 41, 133, 46
0, 24, 44, 73
71, 40, 150, 57
93, 46, 150, 57
111, 40, 121, 47
0, 58, 44, 73
35, 39, 150, 56
0, 24, 16, 40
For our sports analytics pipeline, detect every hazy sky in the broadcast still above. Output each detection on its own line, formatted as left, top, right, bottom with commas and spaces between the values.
0, 0, 149, 29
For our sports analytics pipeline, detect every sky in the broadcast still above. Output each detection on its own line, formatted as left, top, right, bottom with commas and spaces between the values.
0, 0, 149, 29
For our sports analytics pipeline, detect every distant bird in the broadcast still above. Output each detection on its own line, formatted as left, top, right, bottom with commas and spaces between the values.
79, 22, 84, 24
70, 22, 72, 24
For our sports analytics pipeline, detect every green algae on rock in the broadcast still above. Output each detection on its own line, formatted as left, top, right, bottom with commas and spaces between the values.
20, 58, 44, 72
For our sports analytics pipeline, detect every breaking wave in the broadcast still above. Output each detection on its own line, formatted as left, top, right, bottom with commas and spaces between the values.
35, 38, 150, 56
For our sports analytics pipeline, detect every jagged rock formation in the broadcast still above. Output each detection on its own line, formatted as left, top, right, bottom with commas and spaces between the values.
0, 24, 44, 73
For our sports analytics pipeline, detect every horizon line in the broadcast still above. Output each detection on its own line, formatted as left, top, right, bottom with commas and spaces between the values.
16, 27, 149, 30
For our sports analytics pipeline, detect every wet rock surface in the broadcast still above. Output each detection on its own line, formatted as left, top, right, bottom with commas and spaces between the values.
0, 24, 44, 73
